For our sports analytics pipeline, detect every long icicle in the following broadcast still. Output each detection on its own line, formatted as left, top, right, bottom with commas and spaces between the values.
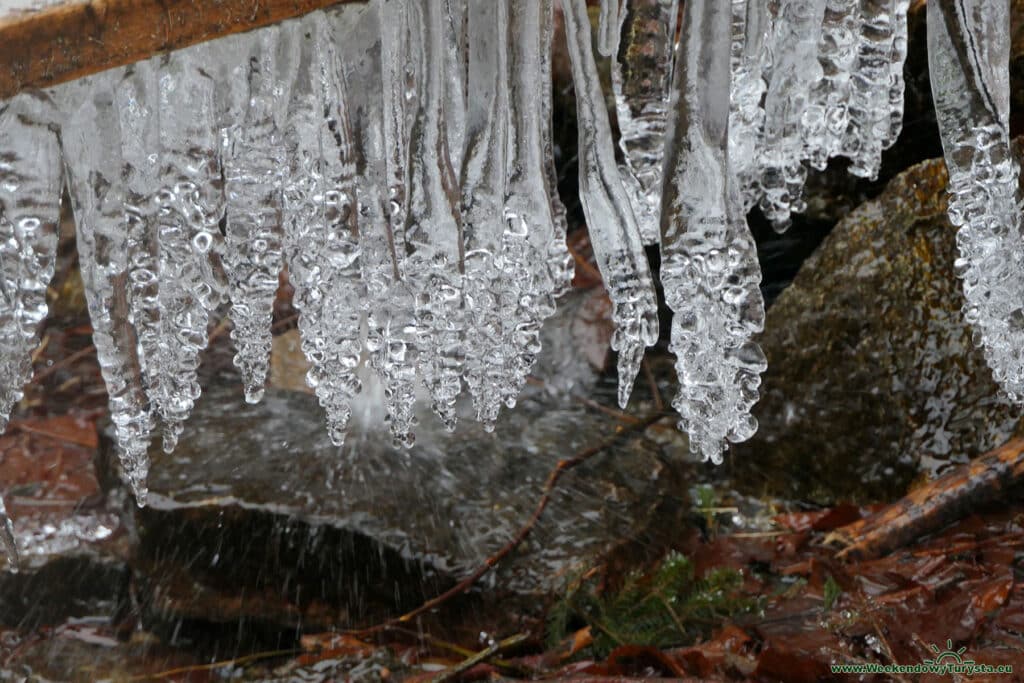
928, 0, 1024, 400
612, 0, 679, 246
221, 28, 295, 405
729, 0, 770, 211
501, 0, 563, 411
560, 0, 659, 409
152, 47, 229, 453
115, 60, 162, 480
284, 11, 365, 446
372, 0, 423, 447
0, 493, 17, 572
59, 71, 154, 500
0, 92, 62, 434
405, 0, 466, 431
757, 0, 827, 229
660, 0, 767, 463
461, 0, 512, 428
538, 0, 575, 296
841, 0, 899, 179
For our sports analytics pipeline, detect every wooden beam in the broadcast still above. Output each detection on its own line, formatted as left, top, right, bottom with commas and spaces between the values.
0, 0, 361, 100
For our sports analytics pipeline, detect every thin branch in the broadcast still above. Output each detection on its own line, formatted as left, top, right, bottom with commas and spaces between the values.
348, 411, 667, 636
429, 633, 528, 683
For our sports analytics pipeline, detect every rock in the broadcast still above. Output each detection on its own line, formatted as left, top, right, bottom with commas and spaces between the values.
0, 422, 129, 629
728, 143, 1024, 504
108, 291, 687, 636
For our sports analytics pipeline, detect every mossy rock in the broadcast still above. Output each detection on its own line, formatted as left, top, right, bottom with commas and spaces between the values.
729, 142, 1024, 504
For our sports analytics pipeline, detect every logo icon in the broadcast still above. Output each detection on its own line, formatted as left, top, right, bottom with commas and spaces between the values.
924, 640, 970, 666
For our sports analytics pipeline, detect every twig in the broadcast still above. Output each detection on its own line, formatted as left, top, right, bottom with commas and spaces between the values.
573, 394, 643, 424
122, 648, 301, 680
349, 412, 667, 636
429, 633, 528, 683
31, 345, 95, 383
384, 626, 519, 670
642, 358, 664, 412
566, 242, 603, 285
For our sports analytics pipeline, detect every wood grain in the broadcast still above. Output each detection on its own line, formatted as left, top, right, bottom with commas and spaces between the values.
0, 0, 361, 99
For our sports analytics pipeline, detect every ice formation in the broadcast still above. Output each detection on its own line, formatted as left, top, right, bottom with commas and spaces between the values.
928, 0, 1024, 400
612, 0, 679, 245
660, 0, 766, 463
0, 0, 1017, 540
0, 494, 17, 572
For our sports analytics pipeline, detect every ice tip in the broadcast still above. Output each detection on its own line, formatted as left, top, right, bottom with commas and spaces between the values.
615, 344, 643, 409
244, 386, 266, 405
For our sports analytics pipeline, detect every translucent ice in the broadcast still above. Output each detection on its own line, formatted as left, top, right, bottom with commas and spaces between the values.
560, 0, 659, 408
801, 0, 860, 170
0, 494, 16, 572
840, 0, 899, 180
758, 0, 827, 228
219, 28, 295, 405
283, 11, 365, 447
661, 0, 767, 462
404, 0, 467, 430
612, 0, 679, 244
0, 92, 62, 434
150, 47, 229, 453
729, 0, 770, 211
928, 0, 1024, 399
460, 0, 512, 427
59, 71, 154, 499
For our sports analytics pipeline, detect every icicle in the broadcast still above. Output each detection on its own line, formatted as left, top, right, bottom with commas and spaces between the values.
538, 0, 575, 296
372, 0, 425, 447
612, 0, 679, 245
559, 0, 659, 408
0, 494, 17, 572
883, 0, 910, 148
498, 0, 567, 412
115, 60, 162, 473
801, 0, 860, 170
283, 12, 365, 447
442, 0, 468, 178
58, 71, 154, 500
219, 29, 294, 404
728, 0, 769, 211
0, 92, 62, 433
841, 0, 898, 179
403, 0, 466, 431
660, 0, 766, 463
598, 0, 620, 57
461, 0, 512, 428
758, 0, 827, 229
152, 48, 229, 452
929, 0, 1024, 400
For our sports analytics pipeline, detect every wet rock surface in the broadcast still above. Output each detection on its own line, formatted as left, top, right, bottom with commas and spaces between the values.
104, 291, 689, 637
0, 417, 129, 631
729, 143, 1024, 504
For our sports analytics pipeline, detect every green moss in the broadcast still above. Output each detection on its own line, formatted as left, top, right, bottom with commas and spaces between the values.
547, 552, 763, 657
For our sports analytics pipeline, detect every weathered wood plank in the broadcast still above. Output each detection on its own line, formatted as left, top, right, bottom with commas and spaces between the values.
0, 0, 361, 99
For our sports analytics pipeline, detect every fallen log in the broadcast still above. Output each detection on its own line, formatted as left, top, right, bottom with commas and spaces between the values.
830, 436, 1024, 560
0, 0, 361, 100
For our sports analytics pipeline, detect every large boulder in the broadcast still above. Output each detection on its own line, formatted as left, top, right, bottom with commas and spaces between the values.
730, 143, 1024, 504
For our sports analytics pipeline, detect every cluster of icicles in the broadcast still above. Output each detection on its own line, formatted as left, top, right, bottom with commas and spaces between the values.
0, 0, 1020, 522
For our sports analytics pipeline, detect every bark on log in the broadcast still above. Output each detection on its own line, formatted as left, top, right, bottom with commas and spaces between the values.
0, 0, 361, 99
831, 436, 1024, 560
